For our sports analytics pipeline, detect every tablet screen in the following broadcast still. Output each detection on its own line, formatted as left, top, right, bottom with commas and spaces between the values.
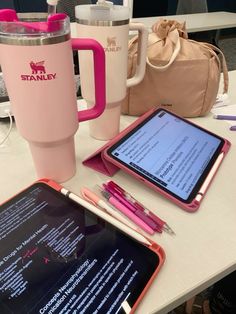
0, 183, 160, 314
107, 109, 224, 203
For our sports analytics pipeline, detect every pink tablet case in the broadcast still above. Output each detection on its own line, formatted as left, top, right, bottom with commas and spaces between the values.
0, 178, 166, 314
83, 108, 231, 212
82, 143, 119, 176
83, 108, 154, 176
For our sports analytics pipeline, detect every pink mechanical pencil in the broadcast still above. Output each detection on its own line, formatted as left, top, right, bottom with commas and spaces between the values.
97, 187, 155, 235
103, 183, 162, 233
106, 181, 175, 235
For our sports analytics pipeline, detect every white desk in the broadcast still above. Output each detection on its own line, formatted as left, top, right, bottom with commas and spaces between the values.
131, 11, 236, 33
1, 71, 236, 313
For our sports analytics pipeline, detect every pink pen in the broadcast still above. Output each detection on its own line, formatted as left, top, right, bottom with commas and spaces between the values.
103, 183, 162, 232
99, 189, 155, 235
107, 181, 175, 235
103, 183, 137, 213
107, 181, 147, 212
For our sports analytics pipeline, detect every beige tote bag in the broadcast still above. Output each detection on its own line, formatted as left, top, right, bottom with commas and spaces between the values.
121, 19, 229, 117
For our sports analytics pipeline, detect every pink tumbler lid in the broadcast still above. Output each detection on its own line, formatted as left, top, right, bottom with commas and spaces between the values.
29, 137, 76, 183
0, 9, 67, 33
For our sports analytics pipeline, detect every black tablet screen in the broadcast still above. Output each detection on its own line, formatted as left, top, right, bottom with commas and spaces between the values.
0, 182, 160, 314
107, 109, 224, 203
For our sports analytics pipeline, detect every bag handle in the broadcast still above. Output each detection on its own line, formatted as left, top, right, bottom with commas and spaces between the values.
146, 28, 181, 71
196, 42, 229, 94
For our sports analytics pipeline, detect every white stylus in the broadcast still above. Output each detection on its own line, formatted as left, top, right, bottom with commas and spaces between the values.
61, 187, 152, 247
81, 187, 146, 234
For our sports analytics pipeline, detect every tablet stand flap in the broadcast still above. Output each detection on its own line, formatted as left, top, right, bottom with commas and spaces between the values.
82, 143, 119, 176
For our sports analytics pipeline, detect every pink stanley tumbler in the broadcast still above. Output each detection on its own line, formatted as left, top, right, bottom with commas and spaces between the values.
0, 10, 106, 182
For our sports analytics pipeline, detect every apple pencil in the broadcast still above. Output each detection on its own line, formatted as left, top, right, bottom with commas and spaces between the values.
213, 114, 236, 121
80, 187, 145, 234
61, 187, 152, 246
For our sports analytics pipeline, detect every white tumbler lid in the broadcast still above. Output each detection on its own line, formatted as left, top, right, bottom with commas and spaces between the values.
75, 1, 129, 22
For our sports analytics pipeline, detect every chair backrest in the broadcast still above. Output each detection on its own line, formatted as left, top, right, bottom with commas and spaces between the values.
0, 0, 14, 9
132, 0, 168, 18
57, 0, 91, 22
176, 0, 208, 14
13, 0, 47, 12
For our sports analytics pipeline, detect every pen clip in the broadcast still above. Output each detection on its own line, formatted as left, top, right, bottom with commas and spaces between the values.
106, 181, 175, 235
80, 187, 98, 207
107, 181, 124, 194
103, 184, 137, 213
108, 181, 145, 212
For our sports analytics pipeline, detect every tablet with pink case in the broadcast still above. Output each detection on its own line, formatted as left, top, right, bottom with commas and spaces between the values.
83, 108, 231, 212
0, 178, 165, 314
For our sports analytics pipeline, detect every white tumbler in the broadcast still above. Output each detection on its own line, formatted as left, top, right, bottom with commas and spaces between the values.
76, 1, 148, 140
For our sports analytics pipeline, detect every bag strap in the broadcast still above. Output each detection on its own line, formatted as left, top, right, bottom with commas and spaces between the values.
128, 35, 140, 57
128, 31, 162, 55
146, 28, 181, 71
128, 24, 228, 92
128, 25, 181, 72
192, 41, 229, 93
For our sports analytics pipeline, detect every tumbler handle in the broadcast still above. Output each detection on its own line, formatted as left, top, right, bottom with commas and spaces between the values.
71, 38, 106, 122
126, 23, 148, 88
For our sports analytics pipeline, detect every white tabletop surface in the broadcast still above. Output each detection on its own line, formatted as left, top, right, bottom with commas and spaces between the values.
1, 70, 236, 313
131, 11, 236, 33
70, 11, 236, 39
1, 69, 236, 313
